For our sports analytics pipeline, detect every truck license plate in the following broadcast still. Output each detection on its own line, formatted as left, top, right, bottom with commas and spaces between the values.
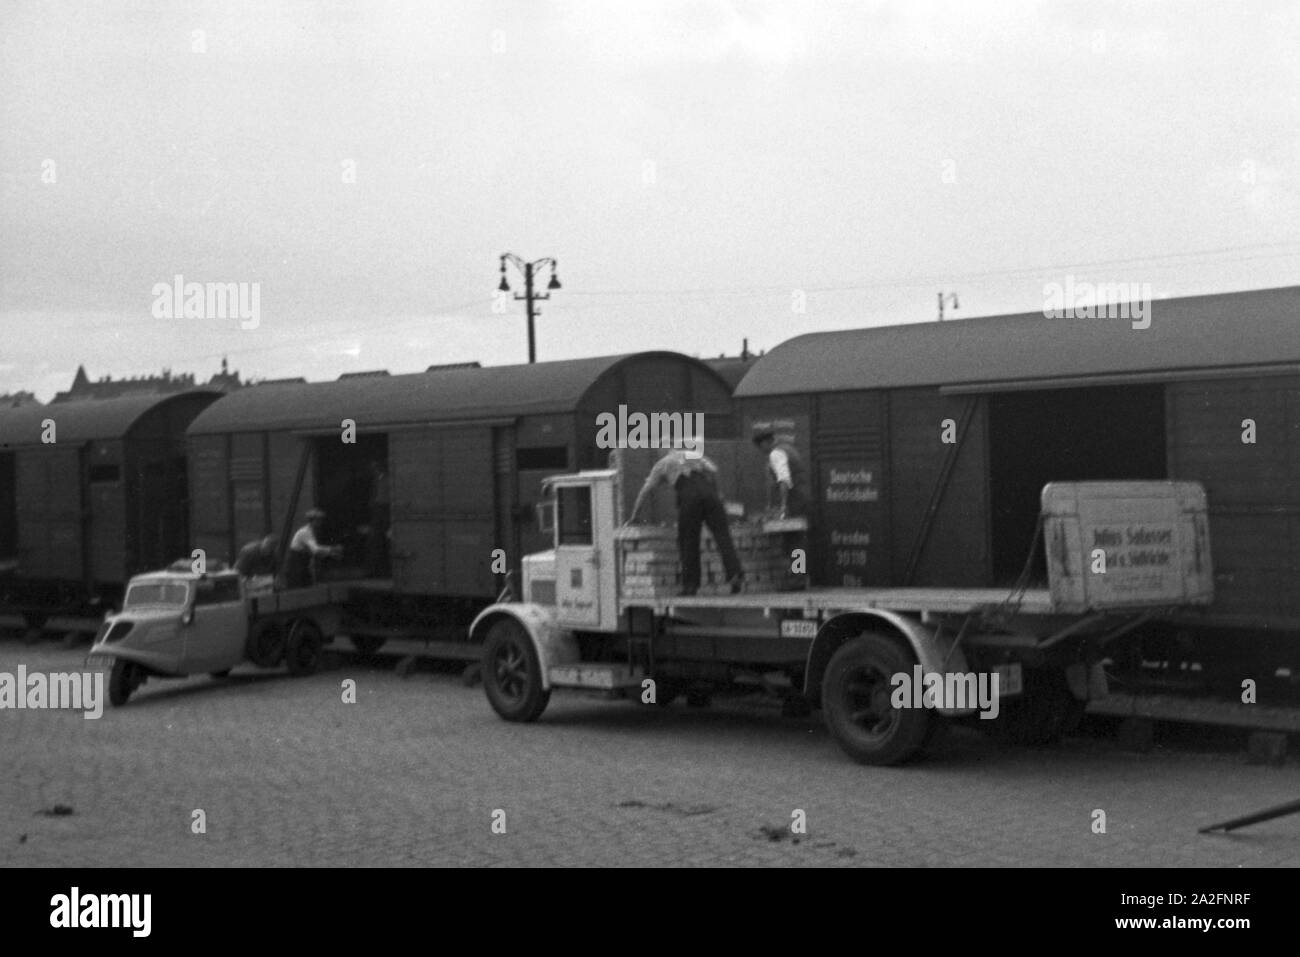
779, 619, 817, 639
993, 663, 1023, 697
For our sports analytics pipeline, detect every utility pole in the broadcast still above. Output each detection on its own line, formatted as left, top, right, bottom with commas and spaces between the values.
937, 291, 960, 321
498, 253, 561, 363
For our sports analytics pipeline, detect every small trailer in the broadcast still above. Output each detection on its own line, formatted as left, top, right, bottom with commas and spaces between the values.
470, 462, 1214, 764
87, 567, 347, 706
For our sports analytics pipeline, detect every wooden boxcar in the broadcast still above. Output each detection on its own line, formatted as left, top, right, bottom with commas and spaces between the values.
734, 285, 1300, 671
184, 352, 735, 635
0, 391, 221, 628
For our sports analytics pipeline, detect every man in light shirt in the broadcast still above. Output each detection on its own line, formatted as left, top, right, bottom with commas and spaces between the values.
285, 508, 343, 588
627, 448, 744, 596
753, 426, 808, 519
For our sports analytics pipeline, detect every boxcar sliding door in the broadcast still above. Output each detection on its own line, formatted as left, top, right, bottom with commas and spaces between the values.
389, 426, 498, 598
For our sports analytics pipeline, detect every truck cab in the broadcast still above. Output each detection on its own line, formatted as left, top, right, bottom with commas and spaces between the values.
525, 469, 620, 632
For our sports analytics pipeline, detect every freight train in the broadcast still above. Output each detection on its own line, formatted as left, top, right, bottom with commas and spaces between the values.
0, 391, 221, 634
4, 284, 1299, 684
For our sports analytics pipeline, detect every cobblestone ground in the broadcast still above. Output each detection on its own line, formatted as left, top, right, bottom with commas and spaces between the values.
2, 641, 1298, 867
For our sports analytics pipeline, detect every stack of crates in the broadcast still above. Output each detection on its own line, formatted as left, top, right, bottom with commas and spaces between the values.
616, 521, 804, 599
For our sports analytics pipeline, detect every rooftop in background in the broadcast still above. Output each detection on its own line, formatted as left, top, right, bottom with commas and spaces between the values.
706, 355, 760, 391
0, 390, 40, 409
252, 377, 308, 386
735, 285, 1300, 397
53, 358, 244, 403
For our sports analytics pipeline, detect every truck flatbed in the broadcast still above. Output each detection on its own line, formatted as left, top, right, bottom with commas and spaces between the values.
250, 582, 355, 616
623, 586, 1056, 617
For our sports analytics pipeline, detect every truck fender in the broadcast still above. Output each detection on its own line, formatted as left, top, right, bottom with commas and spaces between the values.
804, 609, 976, 718
468, 603, 579, 691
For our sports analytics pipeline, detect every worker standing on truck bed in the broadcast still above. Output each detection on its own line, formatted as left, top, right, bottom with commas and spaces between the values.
627, 448, 744, 597
285, 509, 342, 588
753, 425, 808, 519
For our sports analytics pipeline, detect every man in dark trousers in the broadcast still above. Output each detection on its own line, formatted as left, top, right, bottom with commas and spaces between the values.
627, 448, 744, 596
752, 425, 809, 518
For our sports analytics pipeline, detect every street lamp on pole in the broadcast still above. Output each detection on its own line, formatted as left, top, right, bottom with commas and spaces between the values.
498, 253, 562, 363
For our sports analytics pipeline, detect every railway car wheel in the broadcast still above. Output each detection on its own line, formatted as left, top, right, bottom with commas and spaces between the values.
350, 635, 386, 656
822, 632, 932, 766
108, 659, 140, 707
285, 620, 324, 676
482, 619, 550, 722
650, 679, 682, 707
246, 621, 286, 668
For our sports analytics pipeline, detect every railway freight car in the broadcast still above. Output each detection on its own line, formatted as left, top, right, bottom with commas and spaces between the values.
0, 391, 222, 635
734, 284, 1300, 679
184, 351, 735, 649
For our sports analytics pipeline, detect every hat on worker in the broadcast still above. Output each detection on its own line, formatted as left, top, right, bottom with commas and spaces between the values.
751, 424, 775, 445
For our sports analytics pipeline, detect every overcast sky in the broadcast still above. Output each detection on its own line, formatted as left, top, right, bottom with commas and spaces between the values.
2, 0, 1297, 400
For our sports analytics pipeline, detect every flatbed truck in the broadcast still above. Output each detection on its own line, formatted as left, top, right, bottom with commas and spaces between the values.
469, 464, 1214, 764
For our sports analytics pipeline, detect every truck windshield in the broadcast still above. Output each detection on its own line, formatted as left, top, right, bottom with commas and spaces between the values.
124, 581, 191, 608
557, 486, 593, 545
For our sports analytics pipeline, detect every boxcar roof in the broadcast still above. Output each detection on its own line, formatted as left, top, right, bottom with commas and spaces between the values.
706, 356, 759, 390
0, 392, 219, 448
189, 352, 728, 435
736, 285, 1300, 397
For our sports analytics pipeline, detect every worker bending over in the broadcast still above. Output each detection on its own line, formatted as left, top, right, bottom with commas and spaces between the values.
234, 533, 278, 579
285, 508, 342, 588
628, 448, 744, 597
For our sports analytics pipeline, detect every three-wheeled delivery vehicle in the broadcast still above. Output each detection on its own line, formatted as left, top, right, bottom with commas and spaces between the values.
86, 567, 347, 705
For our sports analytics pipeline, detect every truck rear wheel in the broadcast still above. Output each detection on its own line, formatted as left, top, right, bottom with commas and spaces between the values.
285, 619, 324, 676
246, 621, 286, 668
483, 619, 550, 722
986, 667, 1080, 746
822, 632, 932, 766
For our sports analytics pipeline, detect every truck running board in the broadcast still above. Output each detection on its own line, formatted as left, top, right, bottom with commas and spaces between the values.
548, 664, 646, 690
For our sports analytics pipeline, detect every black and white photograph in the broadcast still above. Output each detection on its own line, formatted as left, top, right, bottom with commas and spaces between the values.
1, 0, 1297, 902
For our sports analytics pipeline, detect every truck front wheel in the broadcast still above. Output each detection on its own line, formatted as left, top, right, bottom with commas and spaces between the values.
483, 619, 550, 722
108, 658, 140, 706
822, 633, 932, 766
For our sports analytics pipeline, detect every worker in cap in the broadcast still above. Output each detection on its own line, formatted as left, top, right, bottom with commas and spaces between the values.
285, 508, 342, 589
628, 447, 744, 597
752, 424, 808, 519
